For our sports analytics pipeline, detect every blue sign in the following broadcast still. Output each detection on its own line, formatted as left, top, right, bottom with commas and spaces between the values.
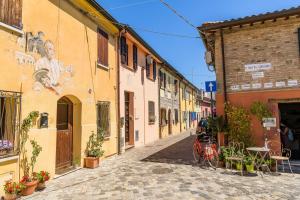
205, 81, 217, 92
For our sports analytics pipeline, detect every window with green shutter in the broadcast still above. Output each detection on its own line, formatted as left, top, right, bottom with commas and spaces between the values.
96, 102, 110, 137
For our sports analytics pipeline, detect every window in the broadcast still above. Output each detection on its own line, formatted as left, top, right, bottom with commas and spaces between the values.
160, 108, 167, 126
133, 45, 138, 70
146, 56, 157, 81
97, 28, 108, 67
96, 102, 110, 137
0, 91, 21, 158
0, 0, 22, 29
148, 101, 155, 124
174, 109, 179, 124
120, 36, 127, 65
174, 80, 178, 95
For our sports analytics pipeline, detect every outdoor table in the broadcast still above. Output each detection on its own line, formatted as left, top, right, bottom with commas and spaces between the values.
246, 147, 271, 176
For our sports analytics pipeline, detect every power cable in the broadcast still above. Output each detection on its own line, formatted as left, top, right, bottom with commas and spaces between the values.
107, 0, 158, 10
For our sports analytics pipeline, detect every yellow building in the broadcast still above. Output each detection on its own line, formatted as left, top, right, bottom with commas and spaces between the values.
159, 63, 184, 138
179, 81, 197, 131
0, 0, 120, 191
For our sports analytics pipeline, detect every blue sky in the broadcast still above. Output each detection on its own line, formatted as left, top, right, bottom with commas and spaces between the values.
98, 0, 300, 89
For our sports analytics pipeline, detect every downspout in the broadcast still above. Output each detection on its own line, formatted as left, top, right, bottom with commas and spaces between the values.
158, 64, 162, 139
117, 29, 126, 154
179, 80, 182, 132
220, 29, 227, 102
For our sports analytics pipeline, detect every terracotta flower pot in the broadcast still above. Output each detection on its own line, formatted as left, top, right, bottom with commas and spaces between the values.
4, 193, 17, 200
36, 182, 46, 191
84, 157, 100, 169
21, 180, 38, 196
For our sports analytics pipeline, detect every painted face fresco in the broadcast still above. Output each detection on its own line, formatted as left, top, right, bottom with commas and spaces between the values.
44, 40, 55, 60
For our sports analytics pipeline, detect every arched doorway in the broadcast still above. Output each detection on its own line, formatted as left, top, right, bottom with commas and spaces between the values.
55, 95, 82, 174
168, 109, 172, 135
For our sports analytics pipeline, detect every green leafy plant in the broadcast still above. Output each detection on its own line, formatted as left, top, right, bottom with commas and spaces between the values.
30, 140, 42, 174
208, 115, 225, 136
250, 101, 272, 123
85, 129, 105, 158
3, 181, 25, 195
225, 103, 253, 147
244, 156, 254, 165
34, 171, 50, 183
219, 146, 230, 161
20, 111, 42, 181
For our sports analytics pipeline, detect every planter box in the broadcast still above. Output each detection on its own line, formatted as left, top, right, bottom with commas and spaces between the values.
84, 157, 100, 169
246, 164, 254, 173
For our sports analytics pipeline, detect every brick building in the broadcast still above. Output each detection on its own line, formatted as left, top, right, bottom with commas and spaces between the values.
199, 7, 300, 159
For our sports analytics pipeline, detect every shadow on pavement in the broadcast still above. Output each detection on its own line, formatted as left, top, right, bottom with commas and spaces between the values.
141, 135, 196, 165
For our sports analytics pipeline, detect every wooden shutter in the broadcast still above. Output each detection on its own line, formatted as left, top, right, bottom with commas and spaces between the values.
146, 57, 150, 78
97, 28, 108, 66
97, 102, 110, 137
120, 36, 127, 64
163, 73, 166, 88
175, 109, 178, 124
133, 45, 138, 70
153, 61, 157, 80
174, 80, 178, 94
0, 0, 22, 28
148, 101, 155, 123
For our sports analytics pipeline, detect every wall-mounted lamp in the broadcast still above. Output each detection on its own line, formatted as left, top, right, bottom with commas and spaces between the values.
40, 112, 48, 128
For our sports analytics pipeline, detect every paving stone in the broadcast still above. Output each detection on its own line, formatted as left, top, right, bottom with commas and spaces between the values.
23, 130, 300, 200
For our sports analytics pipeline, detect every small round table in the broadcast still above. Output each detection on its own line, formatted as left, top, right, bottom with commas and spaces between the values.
246, 147, 271, 177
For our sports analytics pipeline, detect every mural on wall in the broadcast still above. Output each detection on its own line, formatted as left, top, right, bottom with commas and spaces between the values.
16, 31, 74, 95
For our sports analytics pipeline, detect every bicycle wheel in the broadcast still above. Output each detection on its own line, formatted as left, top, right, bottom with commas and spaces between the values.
208, 147, 219, 169
193, 142, 201, 163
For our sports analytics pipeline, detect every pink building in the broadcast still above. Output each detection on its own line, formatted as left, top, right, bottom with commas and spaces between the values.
119, 28, 162, 152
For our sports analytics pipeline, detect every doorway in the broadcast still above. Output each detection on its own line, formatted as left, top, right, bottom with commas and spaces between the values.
279, 103, 300, 160
56, 97, 73, 173
125, 92, 134, 146
168, 109, 172, 135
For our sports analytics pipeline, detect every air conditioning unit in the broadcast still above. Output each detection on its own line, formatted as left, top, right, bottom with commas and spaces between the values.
146, 55, 153, 65
205, 51, 213, 65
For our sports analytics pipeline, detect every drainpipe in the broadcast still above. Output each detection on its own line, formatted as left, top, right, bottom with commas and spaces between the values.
158, 64, 162, 139
220, 29, 227, 103
117, 29, 126, 154
179, 80, 182, 132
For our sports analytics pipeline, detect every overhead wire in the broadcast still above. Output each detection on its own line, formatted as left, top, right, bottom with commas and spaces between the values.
107, 0, 158, 11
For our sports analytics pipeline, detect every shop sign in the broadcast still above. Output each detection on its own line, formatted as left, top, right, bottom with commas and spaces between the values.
252, 71, 264, 79
245, 63, 272, 72
263, 118, 276, 128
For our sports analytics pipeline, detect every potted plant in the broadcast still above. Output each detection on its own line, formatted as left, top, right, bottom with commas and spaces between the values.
219, 146, 229, 168
84, 129, 105, 169
19, 111, 43, 196
3, 181, 25, 200
35, 171, 50, 190
244, 156, 255, 173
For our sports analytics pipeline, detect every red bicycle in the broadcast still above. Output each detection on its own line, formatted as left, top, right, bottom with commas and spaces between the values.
193, 133, 219, 169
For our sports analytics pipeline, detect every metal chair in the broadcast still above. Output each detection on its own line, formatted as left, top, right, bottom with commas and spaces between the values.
268, 141, 293, 174
226, 141, 245, 176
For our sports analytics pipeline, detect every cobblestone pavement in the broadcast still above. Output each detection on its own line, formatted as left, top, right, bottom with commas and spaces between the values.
24, 130, 300, 200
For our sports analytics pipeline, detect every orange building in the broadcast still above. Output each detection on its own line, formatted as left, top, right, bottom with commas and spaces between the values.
199, 7, 300, 160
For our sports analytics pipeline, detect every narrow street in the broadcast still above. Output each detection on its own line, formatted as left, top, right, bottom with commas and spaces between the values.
24, 131, 300, 200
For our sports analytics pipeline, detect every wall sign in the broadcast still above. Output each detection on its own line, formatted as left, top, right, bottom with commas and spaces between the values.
263, 118, 276, 128
251, 71, 264, 79
252, 83, 262, 89
264, 82, 273, 89
287, 80, 298, 87
241, 84, 251, 90
230, 85, 240, 91
245, 63, 272, 72
275, 81, 286, 88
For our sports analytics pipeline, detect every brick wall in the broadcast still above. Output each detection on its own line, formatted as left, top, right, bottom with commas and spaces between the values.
214, 16, 300, 94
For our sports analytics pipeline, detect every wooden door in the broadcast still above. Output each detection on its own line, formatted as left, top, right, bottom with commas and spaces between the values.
168, 109, 172, 135
125, 92, 134, 145
56, 97, 73, 172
